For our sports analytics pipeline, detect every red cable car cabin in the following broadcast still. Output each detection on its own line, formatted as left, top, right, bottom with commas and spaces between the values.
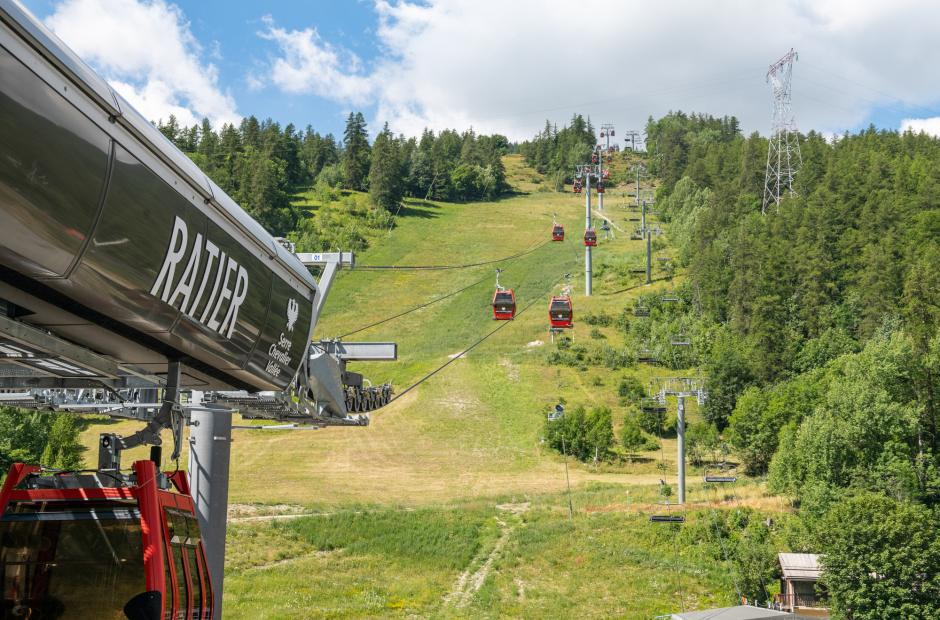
492, 288, 516, 320
596, 181, 605, 194
551, 224, 565, 241
584, 229, 597, 247
0, 460, 212, 620
549, 296, 574, 329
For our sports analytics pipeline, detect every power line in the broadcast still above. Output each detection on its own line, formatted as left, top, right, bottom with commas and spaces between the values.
354, 239, 549, 270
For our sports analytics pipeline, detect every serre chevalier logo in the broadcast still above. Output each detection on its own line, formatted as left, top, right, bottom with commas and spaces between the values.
286, 298, 299, 332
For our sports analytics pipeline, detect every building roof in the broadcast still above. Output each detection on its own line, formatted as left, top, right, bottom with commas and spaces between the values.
673, 606, 793, 620
779, 553, 822, 581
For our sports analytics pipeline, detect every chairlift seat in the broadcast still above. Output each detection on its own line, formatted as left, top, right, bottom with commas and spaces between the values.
704, 476, 737, 483
650, 515, 685, 523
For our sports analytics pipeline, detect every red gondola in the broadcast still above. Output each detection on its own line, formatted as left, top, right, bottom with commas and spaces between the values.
549, 296, 574, 329
591, 153, 599, 164
584, 229, 597, 246
573, 181, 582, 194
0, 458, 213, 620
597, 181, 605, 194
552, 224, 565, 241
492, 288, 516, 320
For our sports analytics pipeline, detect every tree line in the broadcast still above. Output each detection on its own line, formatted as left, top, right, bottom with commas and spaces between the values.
519, 114, 597, 189
156, 112, 510, 235
645, 111, 940, 617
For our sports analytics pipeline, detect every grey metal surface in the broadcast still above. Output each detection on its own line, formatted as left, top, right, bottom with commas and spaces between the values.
188, 400, 232, 620
321, 341, 397, 361
677, 395, 686, 504
674, 606, 794, 620
585, 169, 592, 296
0, 2, 318, 391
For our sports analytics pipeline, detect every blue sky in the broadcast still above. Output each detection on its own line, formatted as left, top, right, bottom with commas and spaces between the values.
20, 0, 940, 142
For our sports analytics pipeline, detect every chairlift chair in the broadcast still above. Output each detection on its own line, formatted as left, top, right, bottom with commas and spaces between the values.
649, 515, 685, 523
704, 474, 738, 484
549, 296, 573, 329
670, 335, 691, 347
637, 349, 659, 364
551, 224, 565, 242
583, 229, 597, 247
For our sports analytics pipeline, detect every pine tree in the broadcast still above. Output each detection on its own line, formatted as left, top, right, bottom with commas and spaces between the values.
343, 112, 371, 191
369, 123, 404, 211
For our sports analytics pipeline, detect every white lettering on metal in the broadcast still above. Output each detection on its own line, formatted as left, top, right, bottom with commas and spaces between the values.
151, 216, 250, 340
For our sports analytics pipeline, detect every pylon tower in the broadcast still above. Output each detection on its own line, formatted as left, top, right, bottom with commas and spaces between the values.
762, 48, 802, 214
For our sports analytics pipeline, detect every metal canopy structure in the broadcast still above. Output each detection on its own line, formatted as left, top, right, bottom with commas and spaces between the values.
0, 2, 397, 617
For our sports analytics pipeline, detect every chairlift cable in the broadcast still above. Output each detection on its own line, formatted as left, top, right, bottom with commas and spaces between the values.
387, 274, 565, 404
355, 239, 549, 270
338, 273, 492, 338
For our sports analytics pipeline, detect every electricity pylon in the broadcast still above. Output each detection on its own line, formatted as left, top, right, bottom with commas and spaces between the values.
762, 48, 802, 214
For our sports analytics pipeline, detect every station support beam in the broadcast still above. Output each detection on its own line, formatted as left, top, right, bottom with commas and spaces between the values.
188, 398, 233, 620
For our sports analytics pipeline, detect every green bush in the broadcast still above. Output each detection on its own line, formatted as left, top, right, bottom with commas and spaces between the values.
544, 405, 615, 462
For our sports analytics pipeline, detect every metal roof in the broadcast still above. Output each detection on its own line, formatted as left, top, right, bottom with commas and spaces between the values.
673, 606, 793, 620
779, 553, 822, 580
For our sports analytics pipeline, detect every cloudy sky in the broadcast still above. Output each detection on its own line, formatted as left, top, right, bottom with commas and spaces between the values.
19, 0, 940, 141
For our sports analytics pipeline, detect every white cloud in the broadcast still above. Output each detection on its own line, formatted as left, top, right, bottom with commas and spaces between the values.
901, 117, 940, 137
45, 0, 239, 127
258, 0, 940, 141
257, 16, 373, 105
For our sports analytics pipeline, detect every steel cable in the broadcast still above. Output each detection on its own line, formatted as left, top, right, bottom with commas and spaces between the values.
354, 239, 549, 270
386, 274, 566, 404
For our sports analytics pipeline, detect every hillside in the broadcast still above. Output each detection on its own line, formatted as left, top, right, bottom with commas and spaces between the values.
76, 153, 780, 618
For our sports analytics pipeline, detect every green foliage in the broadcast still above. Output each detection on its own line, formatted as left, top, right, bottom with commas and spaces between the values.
703, 330, 756, 430
343, 111, 371, 191
617, 376, 645, 401
278, 507, 487, 571
544, 405, 615, 462
686, 422, 720, 466
519, 114, 596, 180
728, 370, 825, 475
368, 123, 405, 211
768, 331, 933, 513
817, 493, 940, 619
582, 310, 612, 326
619, 415, 657, 458
0, 408, 84, 471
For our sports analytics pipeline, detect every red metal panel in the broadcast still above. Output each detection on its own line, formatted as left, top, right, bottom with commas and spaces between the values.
0, 463, 38, 514
134, 460, 166, 614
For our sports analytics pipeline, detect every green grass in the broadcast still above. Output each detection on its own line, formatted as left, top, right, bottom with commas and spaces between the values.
76, 154, 784, 618
222, 487, 746, 619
